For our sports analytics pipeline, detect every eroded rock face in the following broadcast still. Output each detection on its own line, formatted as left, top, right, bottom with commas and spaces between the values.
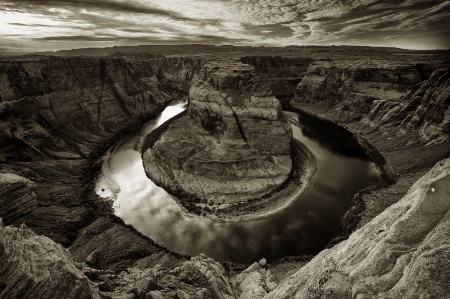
142, 58, 293, 205
0, 57, 172, 159
294, 61, 424, 123
69, 217, 164, 271
92, 253, 232, 299
264, 158, 450, 299
0, 173, 36, 225
0, 222, 99, 299
363, 69, 450, 145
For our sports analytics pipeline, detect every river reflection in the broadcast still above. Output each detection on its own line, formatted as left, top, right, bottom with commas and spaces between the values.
96, 105, 380, 264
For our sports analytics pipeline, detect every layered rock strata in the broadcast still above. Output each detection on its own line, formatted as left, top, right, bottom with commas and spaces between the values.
0, 173, 36, 225
0, 56, 172, 159
0, 56, 179, 246
0, 222, 99, 299
294, 61, 425, 123
265, 158, 450, 299
142, 58, 295, 209
362, 69, 450, 145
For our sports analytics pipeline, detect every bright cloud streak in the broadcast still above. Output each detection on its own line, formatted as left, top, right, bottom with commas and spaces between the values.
0, 0, 449, 54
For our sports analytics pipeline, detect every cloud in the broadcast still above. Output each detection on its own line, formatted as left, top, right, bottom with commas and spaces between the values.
1, 0, 449, 54
6, 0, 194, 21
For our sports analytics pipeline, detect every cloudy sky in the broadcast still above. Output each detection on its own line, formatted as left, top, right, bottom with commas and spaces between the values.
1, 0, 449, 54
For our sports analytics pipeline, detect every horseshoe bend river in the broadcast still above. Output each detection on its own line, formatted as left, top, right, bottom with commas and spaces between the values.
95, 103, 381, 264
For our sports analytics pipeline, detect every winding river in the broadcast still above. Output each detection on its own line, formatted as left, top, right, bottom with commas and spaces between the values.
95, 103, 381, 264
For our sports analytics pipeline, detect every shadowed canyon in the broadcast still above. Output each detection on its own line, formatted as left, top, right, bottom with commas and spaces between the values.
1, 45, 449, 299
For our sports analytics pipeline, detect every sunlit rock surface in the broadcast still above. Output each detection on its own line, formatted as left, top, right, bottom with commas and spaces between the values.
143, 58, 293, 205
233, 259, 277, 299
265, 158, 450, 299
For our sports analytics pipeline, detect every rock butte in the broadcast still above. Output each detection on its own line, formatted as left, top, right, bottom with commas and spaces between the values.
141, 58, 316, 218
0, 45, 449, 298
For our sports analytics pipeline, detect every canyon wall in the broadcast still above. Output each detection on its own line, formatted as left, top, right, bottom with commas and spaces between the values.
293, 61, 424, 122
292, 61, 449, 145
362, 69, 450, 145
0, 56, 206, 251
291, 62, 450, 230
0, 57, 171, 159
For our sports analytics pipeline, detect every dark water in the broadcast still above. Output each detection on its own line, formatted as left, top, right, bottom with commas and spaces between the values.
96, 105, 381, 264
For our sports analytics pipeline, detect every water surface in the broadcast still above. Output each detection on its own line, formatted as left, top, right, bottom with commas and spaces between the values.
96, 105, 380, 264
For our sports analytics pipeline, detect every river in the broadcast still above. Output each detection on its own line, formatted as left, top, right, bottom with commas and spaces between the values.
95, 103, 380, 264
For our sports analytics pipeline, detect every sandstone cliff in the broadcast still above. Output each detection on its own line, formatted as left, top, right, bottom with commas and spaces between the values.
142, 58, 296, 213
293, 61, 424, 123
363, 69, 450, 145
265, 158, 450, 299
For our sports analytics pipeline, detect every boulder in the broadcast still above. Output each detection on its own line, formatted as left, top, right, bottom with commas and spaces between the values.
0, 173, 36, 225
0, 223, 99, 299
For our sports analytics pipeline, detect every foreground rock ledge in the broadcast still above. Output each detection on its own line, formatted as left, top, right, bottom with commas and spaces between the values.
141, 59, 315, 219
265, 158, 450, 299
0, 222, 99, 299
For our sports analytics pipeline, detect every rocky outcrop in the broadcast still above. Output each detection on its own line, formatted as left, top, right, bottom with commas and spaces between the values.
293, 61, 424, 122
265, 158, 450, 299
233, 259, 277, 299
0, 222, 99, 299
142, 58, 295, 211
0, 173, 36, 225
86, 253, 233, 299
187, 254, 236, 299
363, 69, 450, 145
69, 217, 167, 271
